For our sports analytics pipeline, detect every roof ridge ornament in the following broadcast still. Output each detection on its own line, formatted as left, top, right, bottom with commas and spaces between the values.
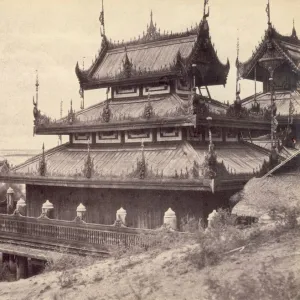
35, 70, 39, 107
83, 138, 94, 179
99, 0, 105, 37
144, 10, 160, 41
38, 143, 47, 177
266, 0, 271, 27
292, 19, 298, 39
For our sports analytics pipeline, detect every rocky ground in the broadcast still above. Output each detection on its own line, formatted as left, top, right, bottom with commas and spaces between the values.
0, 226, 299, 300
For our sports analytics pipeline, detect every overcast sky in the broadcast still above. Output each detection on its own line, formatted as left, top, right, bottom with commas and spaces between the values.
0, 0, 298, 149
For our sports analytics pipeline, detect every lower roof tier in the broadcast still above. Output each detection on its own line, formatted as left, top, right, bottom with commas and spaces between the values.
241, 90, 300, 117
34, 93, 227, 134
0, 141, 271, 191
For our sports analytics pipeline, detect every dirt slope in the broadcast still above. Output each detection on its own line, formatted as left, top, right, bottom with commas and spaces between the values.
0, 230, 299, 300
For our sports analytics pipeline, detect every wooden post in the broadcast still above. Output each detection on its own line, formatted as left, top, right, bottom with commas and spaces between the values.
27, 258, 33, 277
8, 255, 16, 274
16, 256, 28, 280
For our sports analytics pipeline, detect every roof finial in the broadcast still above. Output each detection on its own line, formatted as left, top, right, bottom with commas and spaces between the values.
235, 33, 241, 101
99, 0, 105, 36
82, 57, 85, 71
266, 0, 271, 26
292, 19, 298, 39
35, 70, 39, 107
59, 100, 63, 144
150, 10, 153, 24
203, 0, 209, 19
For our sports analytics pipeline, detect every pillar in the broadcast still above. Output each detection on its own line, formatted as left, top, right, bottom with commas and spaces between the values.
0, 252, 3, 269
8, 255, 16, 273
76, 203, 87, 221
163, 208, 177, 230
42, 200, 54, 218
116, 207, 127, 226
16, 256, 28, 280
6, 187, 15, 214
27, 258, 33, 277
16, 198, 27, 216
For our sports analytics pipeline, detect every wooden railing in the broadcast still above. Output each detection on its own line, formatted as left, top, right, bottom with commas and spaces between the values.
0, 213, 156, 255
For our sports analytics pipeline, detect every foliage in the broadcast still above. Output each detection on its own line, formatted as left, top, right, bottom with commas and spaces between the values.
108, 228, 191, 259
204, 264, 300, 300
57, 270, 77, 289
269, 206, 300, 229
186, 209, 265, 269
44, 248, 101, 273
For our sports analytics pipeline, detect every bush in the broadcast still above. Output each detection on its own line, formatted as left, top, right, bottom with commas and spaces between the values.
269, 206, 300, 229
109, 228, 192, 259
186, 209, 265, 270
44, 247, 101, 273
204, 264, 300, 300
57, 270, 77, 289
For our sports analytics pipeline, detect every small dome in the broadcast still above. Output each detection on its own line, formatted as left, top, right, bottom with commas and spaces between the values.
42, 200, 54, 210
116, 207, 127, 215
17, 198, 26, 207
164, 208, 176, 217
7, 187, 14, 194
76, 203, 86, 213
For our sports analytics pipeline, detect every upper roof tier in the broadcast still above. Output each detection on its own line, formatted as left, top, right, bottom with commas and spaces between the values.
237, 23, 300, 81
75, 11, 230, 89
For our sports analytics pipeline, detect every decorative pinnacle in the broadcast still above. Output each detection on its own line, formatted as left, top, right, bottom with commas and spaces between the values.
292, 19, 298, 38
42, 142, 45, 155
203, 0, 209, 19
35, 70, 39, 89
35, 70, 39, 106
266, 0, 271, 26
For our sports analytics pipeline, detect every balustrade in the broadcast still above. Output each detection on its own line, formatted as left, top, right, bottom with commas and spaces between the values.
0, 213, 154, 251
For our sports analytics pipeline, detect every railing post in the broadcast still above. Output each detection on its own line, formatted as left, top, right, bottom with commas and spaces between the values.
163, 208, 177, 230
76, 203, 87, 222
41, 200, 54, 219
16, 198, 26, 216
115, 207, 127, 227
6, 187, 15, 214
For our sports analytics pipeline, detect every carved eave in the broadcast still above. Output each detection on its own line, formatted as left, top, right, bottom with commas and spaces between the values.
75, 35, 110, 87
238, 26, 300, 81
187, 19, 230, 86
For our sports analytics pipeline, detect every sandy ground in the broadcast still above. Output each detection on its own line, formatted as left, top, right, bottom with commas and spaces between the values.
0, 230, 299, 300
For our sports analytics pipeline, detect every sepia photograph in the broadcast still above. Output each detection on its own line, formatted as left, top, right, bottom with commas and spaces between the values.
0, 0, 299, 299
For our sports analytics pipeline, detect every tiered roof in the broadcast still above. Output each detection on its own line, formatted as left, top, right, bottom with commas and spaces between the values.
237, 23, 300, 81
76, 12, 230, 89
1, 141, 270, 191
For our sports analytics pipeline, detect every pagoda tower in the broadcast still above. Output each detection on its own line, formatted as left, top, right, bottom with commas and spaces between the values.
238, 0, 300, 150
0, 1, 276, 229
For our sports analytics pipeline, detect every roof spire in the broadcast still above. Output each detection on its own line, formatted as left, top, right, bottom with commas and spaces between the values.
203, 0, 209, 19
292, 19, 298, 39
266, 0, 271, 27
35, 70, 39, 107
99, 0, 105, 36
235, 33, 241, 101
